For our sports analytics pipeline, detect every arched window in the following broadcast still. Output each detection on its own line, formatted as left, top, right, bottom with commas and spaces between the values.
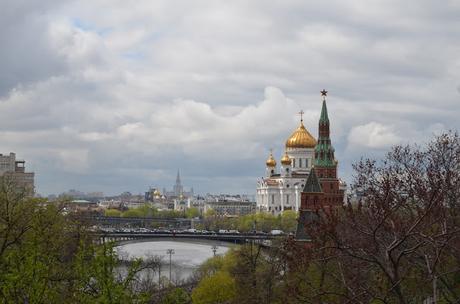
299, 159, 302, 167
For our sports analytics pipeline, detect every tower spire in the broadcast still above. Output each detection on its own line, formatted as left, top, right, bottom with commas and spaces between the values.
319, 90, 329, 124
176, 170, 181, 185
315, 90, 335, 167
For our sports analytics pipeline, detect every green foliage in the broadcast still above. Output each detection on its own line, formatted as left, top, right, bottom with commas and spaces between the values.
122, 208, 144, 218
196, 250, 237, 279
105, 208, 122, 217
158, 209, 184, 219
137, 204, 158, 217
200, 211, 298, 233
75, 242, 148, 303
185, 207, 200, 218
279, 210, 297, 232
0, 201, 75, 303
192, 271, 236, 304
161, 288, 190, 304
0, 179, 151, 303
203, 209, 216, 218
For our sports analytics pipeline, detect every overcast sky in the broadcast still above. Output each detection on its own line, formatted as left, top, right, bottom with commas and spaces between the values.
1, 0, 459, 196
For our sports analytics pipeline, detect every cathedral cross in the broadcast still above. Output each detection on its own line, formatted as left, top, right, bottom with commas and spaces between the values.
298, 110, 304, 122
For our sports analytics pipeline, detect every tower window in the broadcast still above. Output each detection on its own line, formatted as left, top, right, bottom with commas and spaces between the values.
293, 159, 296, 167
271, 169, 274, 174
286, 168, 289, 173
299, 159, 302, 167
305, 159, 308, 167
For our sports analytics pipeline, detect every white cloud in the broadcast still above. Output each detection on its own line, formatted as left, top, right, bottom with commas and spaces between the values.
348, 122, 401, 149
0, 0, 459, 195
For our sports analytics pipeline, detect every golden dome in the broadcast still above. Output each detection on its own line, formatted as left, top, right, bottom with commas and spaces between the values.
153, 189, 161, 196
266, 151, 276, 167
280, 151, 292, 165
285, 121, 316, 149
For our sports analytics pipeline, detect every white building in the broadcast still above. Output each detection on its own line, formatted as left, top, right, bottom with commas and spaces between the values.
256, 118, 316, 215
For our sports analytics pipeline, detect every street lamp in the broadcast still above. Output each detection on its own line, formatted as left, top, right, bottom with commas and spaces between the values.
166, 249, 175, 282
211, 245, 218, 257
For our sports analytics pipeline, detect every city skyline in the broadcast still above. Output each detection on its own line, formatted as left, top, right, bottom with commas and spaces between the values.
1, 1, 459, 195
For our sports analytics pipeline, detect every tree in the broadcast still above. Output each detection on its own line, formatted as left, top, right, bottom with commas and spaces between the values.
0, 178, 152, 303
293, 131, 460, 303
192, 271, 236, 304
75, 241, 149, 303
185, 207, 200, 219
105, 208, 122, 217
161, 288, 190, 304
122, 208, 144, 218
280, 210, 298, 232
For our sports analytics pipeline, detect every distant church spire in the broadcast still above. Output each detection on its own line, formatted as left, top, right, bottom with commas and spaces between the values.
176, 170, 181, 185
173, 170, 184, 196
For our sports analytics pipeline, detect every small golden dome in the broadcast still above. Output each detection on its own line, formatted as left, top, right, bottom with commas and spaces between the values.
285, 121, 316, 149
281, 152, 292, 165
266, 151, 276, 167
153, 189, 161, 197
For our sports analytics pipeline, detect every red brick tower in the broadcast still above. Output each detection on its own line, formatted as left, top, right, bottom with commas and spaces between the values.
296, 90, 344, 240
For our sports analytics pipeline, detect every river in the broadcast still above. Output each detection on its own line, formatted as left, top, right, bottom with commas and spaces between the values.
116, 239, 233, 282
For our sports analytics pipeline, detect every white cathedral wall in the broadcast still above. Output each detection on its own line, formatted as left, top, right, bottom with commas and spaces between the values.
286, 147, 314, 172
256, 178, 306, 215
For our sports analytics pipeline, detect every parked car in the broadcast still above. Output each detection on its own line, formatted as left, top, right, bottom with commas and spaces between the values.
270, 229, 284, 235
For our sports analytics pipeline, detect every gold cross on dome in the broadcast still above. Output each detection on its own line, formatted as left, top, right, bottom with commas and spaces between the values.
298, 110, 304, 122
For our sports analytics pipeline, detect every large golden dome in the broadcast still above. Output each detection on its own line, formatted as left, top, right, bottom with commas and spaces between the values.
285, 121, 316, 149
266, 151, 276, 167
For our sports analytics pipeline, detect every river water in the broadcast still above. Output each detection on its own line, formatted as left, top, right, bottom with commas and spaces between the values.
116, 239, 232, 282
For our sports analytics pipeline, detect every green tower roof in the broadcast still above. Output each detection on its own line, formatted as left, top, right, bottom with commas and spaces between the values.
303, 168, 322, 193
319, 99, 329, 124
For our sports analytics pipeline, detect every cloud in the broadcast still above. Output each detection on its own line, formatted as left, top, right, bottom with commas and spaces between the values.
347, 122, 401, 149
0, 0, 459, 195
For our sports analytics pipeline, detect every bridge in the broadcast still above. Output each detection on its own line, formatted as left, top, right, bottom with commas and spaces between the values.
83, 216, 198, 229
95, 231, 280, 245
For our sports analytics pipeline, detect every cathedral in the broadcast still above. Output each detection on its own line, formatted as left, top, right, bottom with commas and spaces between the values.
256, 90, 346, 216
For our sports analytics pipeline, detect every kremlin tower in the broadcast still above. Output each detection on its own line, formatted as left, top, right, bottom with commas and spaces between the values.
296, 90, 345, 240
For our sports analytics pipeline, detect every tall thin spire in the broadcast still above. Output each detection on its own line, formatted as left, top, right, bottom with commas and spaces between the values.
315, 90, 335, 167
319, 99, 329, 124
319, 89, 329, 124
176, 170, 181, 185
